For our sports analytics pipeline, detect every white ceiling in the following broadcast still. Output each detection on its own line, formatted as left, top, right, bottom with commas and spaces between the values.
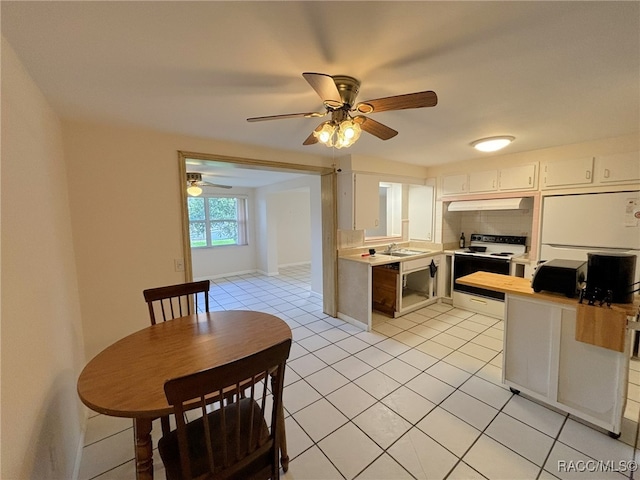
3, 1, 639, 183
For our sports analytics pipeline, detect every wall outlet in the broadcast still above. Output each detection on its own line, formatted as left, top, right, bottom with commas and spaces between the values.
174, 258, 185, 272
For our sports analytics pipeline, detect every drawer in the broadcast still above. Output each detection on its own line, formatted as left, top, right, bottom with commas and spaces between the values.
402, 256, 431, 273
452, 292, 504, 319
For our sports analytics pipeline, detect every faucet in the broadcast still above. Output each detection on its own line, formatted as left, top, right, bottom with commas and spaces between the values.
386, 243, 398, 253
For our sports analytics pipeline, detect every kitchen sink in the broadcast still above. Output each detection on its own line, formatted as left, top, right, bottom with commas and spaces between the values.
386, 249, 429, 257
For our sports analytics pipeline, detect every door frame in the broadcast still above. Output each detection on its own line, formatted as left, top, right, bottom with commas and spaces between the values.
177, 150, 338, 316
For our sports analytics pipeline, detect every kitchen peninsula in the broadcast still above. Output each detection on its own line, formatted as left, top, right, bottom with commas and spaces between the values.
458, 271, 639, 437
338, 247, 442, 330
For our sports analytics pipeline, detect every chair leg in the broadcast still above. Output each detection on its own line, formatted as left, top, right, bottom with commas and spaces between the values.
160, 415, 171, 436
271, 374, 289, 472
279, 409, 289, 472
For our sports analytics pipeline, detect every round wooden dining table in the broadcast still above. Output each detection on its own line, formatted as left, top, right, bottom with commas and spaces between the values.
77, 310, 292, 480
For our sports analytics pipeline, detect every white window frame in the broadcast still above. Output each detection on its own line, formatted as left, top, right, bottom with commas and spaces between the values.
188, 194, 248, 248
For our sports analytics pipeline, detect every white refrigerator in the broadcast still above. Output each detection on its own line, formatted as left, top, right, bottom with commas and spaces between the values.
539, 190, 640, 285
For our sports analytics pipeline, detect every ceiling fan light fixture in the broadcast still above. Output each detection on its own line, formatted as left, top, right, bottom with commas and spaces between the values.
314, 121, 337, 145
337, 119, 361, 147
187, 185, 203, 196
313, 118, 362, 149
471, 136, 515, 152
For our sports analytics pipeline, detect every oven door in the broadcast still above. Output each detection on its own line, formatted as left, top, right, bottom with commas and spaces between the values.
453, 254, 510, 300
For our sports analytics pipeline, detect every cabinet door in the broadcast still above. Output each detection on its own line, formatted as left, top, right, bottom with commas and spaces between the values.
504, 297, 559, 398
372, 266, 398, 316
408, 185, 434, 241
442, 174, 467, 196
469, 170, 498, 193
354, 173, 380, 230
499, 164, 536, 191
542, 157, 594, 189
557, 309, 626, 429
596, 151, 640, 184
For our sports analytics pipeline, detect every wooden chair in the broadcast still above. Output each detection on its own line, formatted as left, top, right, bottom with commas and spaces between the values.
143, 280, 211, 436
143, 280, 211, 325
158, 339, 291, 480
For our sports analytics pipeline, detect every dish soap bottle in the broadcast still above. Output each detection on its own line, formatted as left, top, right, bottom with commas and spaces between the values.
459, 232, 466, 248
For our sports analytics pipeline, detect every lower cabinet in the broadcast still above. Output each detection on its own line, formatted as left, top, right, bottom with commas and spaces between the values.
504, 295, 629, 435
372, 256, 440, 317
372, 265, 399, 316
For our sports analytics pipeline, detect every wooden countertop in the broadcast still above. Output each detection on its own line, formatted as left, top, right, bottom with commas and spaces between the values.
456, 272, 640, 316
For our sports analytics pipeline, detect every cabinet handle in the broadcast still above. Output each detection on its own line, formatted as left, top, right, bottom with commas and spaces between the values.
586, 170, 591, 180
528, 176, 532, 185
470, 297, 487, 305
604, 168, 610, 178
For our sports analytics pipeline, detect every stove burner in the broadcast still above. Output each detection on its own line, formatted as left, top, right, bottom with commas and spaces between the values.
490, 252, 512, 257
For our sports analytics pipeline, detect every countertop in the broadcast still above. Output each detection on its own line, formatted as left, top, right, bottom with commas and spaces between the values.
457, 271, 640, 315
339, 249, 441, 266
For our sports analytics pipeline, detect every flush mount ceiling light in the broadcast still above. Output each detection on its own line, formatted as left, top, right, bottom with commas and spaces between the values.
471, 136, 515, 152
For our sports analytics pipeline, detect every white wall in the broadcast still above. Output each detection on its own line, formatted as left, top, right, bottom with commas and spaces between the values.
191, 187, 312, 279
274, 190, 311, 267
61, 120, 331, 360
255, 176, 323, 294
1, 37, 86, 480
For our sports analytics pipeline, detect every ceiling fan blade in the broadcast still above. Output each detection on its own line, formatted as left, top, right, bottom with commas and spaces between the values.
303, 131, 319, 145
202, 183, 232, 189
247, 111, 325, 122
302, 72, 343, 108
355, 90, 438, 114
303, 123, 324, 146
354, 116, 398, 140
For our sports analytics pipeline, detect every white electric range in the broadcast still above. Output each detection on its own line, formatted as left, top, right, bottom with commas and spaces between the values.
453, 234, 527, 318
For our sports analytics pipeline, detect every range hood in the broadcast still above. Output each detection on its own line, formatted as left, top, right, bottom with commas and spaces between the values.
448, 197, 533, 212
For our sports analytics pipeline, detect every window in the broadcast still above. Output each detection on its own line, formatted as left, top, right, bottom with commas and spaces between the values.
188, 196, 248, 248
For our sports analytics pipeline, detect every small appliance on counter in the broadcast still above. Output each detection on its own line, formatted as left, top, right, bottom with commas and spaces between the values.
585, 252, 637, 304
531, 259, 587, 298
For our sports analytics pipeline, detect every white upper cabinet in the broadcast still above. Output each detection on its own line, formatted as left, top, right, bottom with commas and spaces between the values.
499, 164, 537, 191
442, 164, 538, 197
469, 170, 498, 193
442, 174, 468, 196
408, 184, 434, 241
353, 173, 381, 230
337, 172, 381, 231
595, 151, 640, 184
542, 157, 594, 189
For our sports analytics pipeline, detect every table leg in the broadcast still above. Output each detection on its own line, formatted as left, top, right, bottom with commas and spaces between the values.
133, 418, 154, 480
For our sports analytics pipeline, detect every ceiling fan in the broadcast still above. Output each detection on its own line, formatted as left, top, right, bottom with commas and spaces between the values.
186, 172, 231, 196
247, 72, 437, 148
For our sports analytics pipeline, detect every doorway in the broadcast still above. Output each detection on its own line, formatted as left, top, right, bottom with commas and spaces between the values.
177, 151, 337, 316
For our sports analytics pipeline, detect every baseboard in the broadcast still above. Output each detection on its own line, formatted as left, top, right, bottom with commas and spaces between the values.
195, 263, 310, 281
277, 261, 311, 268
256, 269, 280, 277
310, 290, 323, 300
337, 312, 368, 331
194, 269, 258, 281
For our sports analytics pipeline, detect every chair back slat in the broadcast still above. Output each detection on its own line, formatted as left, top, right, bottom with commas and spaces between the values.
143, 280, 210, 325
160, 339, 291, 480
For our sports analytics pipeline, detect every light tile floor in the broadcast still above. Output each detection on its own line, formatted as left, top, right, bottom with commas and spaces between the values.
79, 264, 640, 480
